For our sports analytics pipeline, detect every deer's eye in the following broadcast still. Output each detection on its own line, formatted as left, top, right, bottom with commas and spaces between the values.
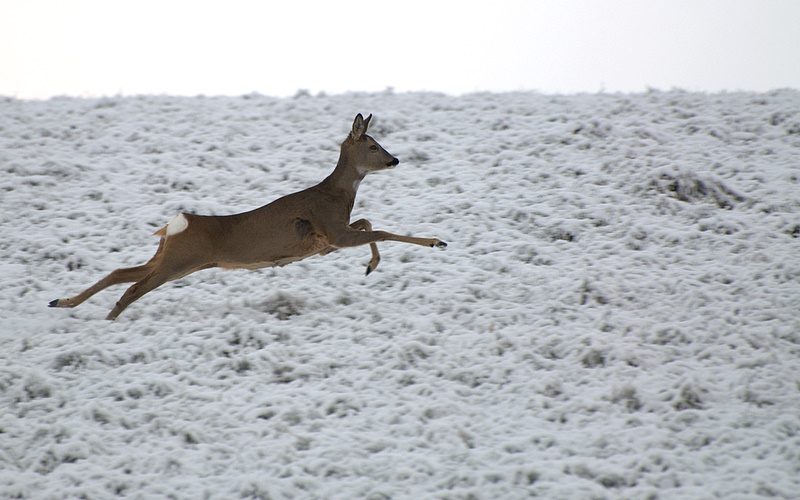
369, 145, 378, 151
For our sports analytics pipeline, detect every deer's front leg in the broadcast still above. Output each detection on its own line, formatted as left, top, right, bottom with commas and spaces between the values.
330, 227, 447, 251
318, 219, 383, 274
349, 219, 381, 275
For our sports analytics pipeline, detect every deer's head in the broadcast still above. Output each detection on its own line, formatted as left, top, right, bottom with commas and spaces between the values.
344, 114, 399, 174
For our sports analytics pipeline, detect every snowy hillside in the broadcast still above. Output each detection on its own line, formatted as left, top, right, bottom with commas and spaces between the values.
1, 90, 799, 499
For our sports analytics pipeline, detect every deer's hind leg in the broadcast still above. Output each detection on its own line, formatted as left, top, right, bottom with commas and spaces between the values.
104, 269, 173, 321
49, 264, 154, 309
104, 246, 215, 321
49, 239, 166, 310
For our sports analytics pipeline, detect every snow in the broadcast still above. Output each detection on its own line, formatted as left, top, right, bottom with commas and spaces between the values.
1, 89, 800, 499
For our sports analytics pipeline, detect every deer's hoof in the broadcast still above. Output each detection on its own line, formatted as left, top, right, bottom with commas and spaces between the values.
432, 240, 447, 248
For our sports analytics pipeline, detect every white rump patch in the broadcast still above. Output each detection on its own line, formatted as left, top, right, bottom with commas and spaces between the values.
165, 213, 189, 236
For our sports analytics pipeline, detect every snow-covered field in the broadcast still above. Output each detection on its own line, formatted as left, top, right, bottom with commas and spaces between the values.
1, 90, 799, 499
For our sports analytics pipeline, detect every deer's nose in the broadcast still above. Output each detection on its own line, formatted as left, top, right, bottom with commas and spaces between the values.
387, 157, 399, 167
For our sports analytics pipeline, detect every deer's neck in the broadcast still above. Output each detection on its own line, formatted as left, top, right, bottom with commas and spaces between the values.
322, 152, 367, 199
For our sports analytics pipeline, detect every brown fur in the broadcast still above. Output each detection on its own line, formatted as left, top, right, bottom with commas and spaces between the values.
49, 114, 446, 320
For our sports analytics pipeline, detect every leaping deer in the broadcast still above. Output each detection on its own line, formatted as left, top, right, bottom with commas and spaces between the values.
49, 114, 446, 320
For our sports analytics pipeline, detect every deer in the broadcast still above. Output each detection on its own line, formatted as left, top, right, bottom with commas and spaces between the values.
49, 113, 447, 320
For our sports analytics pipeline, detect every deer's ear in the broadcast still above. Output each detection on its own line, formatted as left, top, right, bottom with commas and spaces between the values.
350, 113, 371, 140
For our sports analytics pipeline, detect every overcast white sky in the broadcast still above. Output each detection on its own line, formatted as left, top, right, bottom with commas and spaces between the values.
1, 0, 799, 99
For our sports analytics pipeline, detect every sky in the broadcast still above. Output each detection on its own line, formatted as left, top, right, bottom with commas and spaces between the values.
1, 0, 799, 99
